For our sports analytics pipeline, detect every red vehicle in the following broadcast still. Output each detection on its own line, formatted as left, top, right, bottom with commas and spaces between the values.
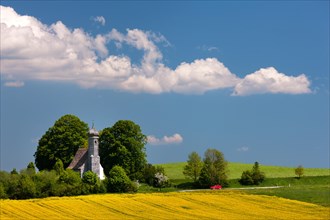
210, 184, 222, 190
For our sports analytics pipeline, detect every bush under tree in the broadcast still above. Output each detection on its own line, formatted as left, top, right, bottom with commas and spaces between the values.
154, 172, 169, 190
106, 165, 137, 193
142, 164, 165, 186
82, 171, 105, 194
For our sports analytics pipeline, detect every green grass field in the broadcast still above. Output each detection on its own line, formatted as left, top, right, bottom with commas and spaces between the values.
156, 162, 330, 207
241, 176, 330, 207
158, 162, 330, 180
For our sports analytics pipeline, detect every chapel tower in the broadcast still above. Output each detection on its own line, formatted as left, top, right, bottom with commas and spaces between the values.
86, 126, 104, 179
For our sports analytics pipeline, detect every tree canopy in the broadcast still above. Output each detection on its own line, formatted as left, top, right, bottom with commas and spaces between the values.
99, 120, 147, 179
183, 151, 203, 182
199, 148, 228, 187
34, 114, 89, 170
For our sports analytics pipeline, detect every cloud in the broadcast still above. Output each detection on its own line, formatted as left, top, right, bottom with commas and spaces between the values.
237, 146, 249, 152
0, 6, 312, 96
4, 81, 25, 87
233, 67, 312, 96
147, 133, 183, 145
198, 45, 219, 52
92, 16, 105, 26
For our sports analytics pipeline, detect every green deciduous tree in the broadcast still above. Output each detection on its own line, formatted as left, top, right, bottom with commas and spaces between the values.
0, 183, 6, 199
251, 162, 265, 184
99, 120, 147, 179
27, 162, 36, 175
55, 169, 82, 196
239, 161, 265, 185
82, 171, 103, 194
34, 114, 89, 170
53, 159, 64, 175
10, 168, 18, 175
82, 171, 98, 185
295, 165, 304, 179
183, 151, 203, 182
106, 165, 137, 193
239, 170, 254, 185
199, 148, 228, 187
34, 170, 58, 198
7, 174, 36, 199
142, 164, 165, 186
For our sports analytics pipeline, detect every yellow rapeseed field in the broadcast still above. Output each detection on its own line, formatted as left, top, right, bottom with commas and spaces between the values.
1, 191, 329, 219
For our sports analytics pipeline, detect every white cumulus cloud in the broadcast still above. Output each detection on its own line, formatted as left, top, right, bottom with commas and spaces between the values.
147, 133, 183, 145
93, 16, 106, 26
0, 6, 312, 96
233, 67, 311, 96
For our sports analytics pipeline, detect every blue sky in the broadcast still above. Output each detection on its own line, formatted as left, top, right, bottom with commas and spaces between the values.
1, 1, 329, 171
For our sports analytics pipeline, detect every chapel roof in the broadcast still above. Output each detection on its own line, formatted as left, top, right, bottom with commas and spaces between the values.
67, 148, 88, 170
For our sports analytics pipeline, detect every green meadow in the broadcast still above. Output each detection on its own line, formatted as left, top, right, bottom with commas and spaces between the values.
158, 162, 330, 180
156, 162, 330, 207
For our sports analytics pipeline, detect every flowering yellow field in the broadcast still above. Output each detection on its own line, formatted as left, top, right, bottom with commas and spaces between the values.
1, 191, 329, 219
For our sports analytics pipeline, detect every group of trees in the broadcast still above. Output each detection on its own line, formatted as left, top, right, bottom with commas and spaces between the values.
0, 114, 170, 199
183, 149, 229, 187
183, 150, 268, 187
0, 161, 105, 199
239, 162, 265, 185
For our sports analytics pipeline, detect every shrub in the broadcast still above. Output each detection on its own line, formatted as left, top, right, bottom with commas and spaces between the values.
106, 165, 137, 193
55, 169, 82, 196
82, 171, 104, 194
154, 172, 169, 190
34, 170, 58, 197
142, 164, 165, 186
239, 170, 254, 185
239, 162, 265, 185
0, 183, 7, 199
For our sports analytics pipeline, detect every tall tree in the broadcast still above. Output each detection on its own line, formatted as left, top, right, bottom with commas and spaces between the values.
183, 152, 203, 182
34, 114, 89, 170
99, 120, 147, 179
251, 161, 265, 184
199, 148, 228, 187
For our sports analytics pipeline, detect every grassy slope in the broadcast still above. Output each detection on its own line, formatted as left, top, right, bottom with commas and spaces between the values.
158, 162, 330, 180
157, 162, 330, 207
242, 176, 330, 207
